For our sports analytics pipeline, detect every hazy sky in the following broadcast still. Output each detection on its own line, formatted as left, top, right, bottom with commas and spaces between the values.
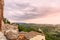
4, 0, 60, 24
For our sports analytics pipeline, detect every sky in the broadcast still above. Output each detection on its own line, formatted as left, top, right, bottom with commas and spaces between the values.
4, 0, 60, 24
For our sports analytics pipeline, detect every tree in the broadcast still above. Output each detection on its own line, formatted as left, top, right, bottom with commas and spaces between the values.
3, 18, 10, 24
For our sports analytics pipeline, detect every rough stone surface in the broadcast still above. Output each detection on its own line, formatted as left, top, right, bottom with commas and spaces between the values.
1, 23, 45, 40
5, 30, 18, 40
0, 0, 4, 31
2, 23, 19, 40
2, 24, 18, 33
19, 31, 45, 40
0, 32, 7, 40
30, 35, 45, 40
17, 34, 29, 40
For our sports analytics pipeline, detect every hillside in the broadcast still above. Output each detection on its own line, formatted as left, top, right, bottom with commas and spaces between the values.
1, 20, 45, 40
3, 18, 60, 40
16, 23, 60, 40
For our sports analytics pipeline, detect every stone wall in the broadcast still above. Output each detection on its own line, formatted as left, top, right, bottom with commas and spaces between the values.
0, 0, 3, 31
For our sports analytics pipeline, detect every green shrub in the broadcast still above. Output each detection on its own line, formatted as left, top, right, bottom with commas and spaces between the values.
3, 18, 10, 24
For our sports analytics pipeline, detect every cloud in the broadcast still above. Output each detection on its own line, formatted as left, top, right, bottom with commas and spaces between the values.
4, 0, 60, 21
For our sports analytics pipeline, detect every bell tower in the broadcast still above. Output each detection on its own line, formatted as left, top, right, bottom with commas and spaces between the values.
0, 0, 4, 31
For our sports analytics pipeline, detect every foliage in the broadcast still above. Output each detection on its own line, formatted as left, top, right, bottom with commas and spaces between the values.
3, 18, 10, 24
17, 23, 60, 40
40, 26, 60, 40
18, 24, 41, 32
